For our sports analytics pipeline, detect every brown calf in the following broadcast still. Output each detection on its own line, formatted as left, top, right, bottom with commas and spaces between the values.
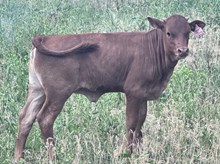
14, 15, 205, 162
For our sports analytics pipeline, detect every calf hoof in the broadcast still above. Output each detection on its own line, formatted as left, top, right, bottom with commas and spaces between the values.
46, 137, 55, 163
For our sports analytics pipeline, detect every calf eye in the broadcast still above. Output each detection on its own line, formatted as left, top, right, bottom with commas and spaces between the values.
166, 32, 171, 37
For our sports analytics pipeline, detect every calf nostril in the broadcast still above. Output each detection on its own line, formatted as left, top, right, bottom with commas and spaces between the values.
178, 48, 189, 53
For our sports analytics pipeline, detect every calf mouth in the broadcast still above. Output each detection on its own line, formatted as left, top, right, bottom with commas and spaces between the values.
178, 52, 189, 59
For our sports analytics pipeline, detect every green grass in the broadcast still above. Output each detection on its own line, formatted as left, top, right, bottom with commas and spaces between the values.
0, 0, 220, 163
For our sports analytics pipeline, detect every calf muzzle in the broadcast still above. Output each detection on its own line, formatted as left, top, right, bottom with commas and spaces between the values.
177, 47, 189, 59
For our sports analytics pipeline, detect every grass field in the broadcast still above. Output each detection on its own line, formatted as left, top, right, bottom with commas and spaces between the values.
0, 0, 220, 163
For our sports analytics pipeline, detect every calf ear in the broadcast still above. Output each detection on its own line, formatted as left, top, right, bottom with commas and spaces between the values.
189, 20, 206, 31
147, 17, 165, 30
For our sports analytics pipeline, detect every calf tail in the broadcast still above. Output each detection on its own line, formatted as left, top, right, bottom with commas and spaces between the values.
32, 35, 99, 56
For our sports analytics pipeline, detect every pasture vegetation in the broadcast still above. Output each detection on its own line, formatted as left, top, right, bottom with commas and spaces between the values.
0, 0, 220, 163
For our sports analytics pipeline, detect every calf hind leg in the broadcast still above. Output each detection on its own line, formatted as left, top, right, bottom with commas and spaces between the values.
14, 88, 45, 162
36, 95, 68, 162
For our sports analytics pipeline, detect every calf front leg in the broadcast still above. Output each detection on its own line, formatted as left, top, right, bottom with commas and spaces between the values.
135, 101, 147, 144
125, 94, 143, 153
133, 101, 147, 154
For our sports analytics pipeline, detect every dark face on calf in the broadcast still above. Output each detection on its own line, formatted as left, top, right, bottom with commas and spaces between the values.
148, 15, 206, 60
165, 16, 191, 59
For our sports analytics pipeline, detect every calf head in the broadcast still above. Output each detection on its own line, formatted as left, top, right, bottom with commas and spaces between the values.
148, 15, 206, 60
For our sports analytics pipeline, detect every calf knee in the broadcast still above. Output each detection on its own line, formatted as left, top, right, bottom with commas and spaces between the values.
36, 114, 51, 127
